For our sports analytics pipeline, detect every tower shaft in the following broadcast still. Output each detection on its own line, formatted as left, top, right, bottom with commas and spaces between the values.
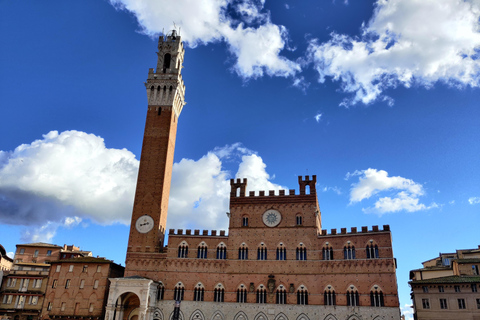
125, 32, 185, 275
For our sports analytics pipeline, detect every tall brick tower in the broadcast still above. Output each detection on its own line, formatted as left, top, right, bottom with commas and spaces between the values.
125, 31, 185, 275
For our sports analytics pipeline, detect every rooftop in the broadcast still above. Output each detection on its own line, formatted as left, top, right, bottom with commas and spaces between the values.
410, 275, 480, 284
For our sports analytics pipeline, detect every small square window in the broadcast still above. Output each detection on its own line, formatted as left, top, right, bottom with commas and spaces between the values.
65, 279, 71, 289
47, 302, 52, 311
438, 286, 444, 292
476, 298, 480, 309
422, 299, 430, 309
80, 279, 85, 289
46, 250, 52, 257
242, 217, 248, 227
458, 298, 466, 309
19, 248, 25, 254
422, 286, 429, 293
82, 265, 88, 273
61, 302, 66, 312
472, 284, 477, 292
454, 285, 461, 293
52, 279, 58, 288
56, 265, 61, 272
89, 303, 94, 312
96, 265, 102, 273
93, 280, 99, 289
69, 265, 74, 272
33, 250, 39, 257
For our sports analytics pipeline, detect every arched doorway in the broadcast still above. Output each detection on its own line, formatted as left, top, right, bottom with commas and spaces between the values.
114, 292, 141, 320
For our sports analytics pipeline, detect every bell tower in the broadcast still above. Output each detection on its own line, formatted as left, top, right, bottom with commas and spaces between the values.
125, 31, 185, 274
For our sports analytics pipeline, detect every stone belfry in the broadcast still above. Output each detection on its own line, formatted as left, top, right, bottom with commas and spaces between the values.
125, 31, 185, 275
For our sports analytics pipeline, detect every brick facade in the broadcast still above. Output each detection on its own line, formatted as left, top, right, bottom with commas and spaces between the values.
106, 32, 401, 320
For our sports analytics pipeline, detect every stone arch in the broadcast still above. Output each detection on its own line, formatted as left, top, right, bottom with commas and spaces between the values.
210, 311, 224, 320
153, 308, 163, 320
346, 315, 361, 320
189, 310, 205, 320
323, 315, 337, 320
274, 313, 288, 320
115, 292, 141, 320
168, 310, 184, 320
296, 314, 310, 320
254, 312, 267, 320
233, 311, 248, 320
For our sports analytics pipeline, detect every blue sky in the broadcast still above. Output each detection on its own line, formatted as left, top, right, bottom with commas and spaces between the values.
1, 1, 480, 318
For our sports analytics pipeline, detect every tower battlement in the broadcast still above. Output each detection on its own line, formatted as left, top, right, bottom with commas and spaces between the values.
230, 175, 317, 199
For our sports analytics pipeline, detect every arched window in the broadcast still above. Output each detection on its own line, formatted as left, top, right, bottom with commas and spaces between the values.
296, 214, 302, 225
323, 243, 334, 260
237, 284, 247, 303
163, 53, 171, 73
296, 244, 307, 260
370, 286, 384, 307
346, 286, 359, 306
257, 243, 267, 260
193, 283, 204, 301
173, 283, 184, 301
242, 216, 248, 227
157, 283, 165, 301
276, 243, 286, 260
324, 286, 336, 305
214, 284, 224, 302
216, 243, 227, 259
276, 285, 287, 304
366, 242, 379, 259
169, 85, 173, 92
197, 242, 207, 259
238, 244, 248, 260
344, 243, 355, 259
297, 285, 308, 305
178, 242, 188, 258
256, 285, 267, 303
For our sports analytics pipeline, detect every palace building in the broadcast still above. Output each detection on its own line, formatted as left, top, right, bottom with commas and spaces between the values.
104, 31, 401, 320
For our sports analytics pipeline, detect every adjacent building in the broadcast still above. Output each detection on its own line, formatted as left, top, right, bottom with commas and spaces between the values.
104, 31, 401, 320
0, 244, 92, 320
40, 257, 124, 320
409, 245, 480, 319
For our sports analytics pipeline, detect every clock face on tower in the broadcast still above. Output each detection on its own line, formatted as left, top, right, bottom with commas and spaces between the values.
262, 209, 282, 227
135, 215, 154, 233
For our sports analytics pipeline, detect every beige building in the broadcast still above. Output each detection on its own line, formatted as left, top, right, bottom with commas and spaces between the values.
104, 31, 401, 320
0, 245, 13, 273
409, 245, 480, 319
41, 257, 124, 320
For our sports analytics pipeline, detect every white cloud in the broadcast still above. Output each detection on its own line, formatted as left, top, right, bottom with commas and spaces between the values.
347, 168, 436, 215
308, 0, 480, 106
1, 133, 284, 240
468, 196, 480, 204
0, 130, 139, 240
314, 113, 322, 122
167, 144, 285, 232
322, 186, 342, 195
401, 304, 414, 320
109, 0, 300, 79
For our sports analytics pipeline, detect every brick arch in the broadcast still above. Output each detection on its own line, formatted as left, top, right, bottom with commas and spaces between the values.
168, 310, 184, 320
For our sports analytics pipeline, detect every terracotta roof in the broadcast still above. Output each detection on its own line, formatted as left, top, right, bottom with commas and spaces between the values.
17, 242, 62, 248
15, 262, 50, 267
52, 257, 115, 264
410, 275, 480, 284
